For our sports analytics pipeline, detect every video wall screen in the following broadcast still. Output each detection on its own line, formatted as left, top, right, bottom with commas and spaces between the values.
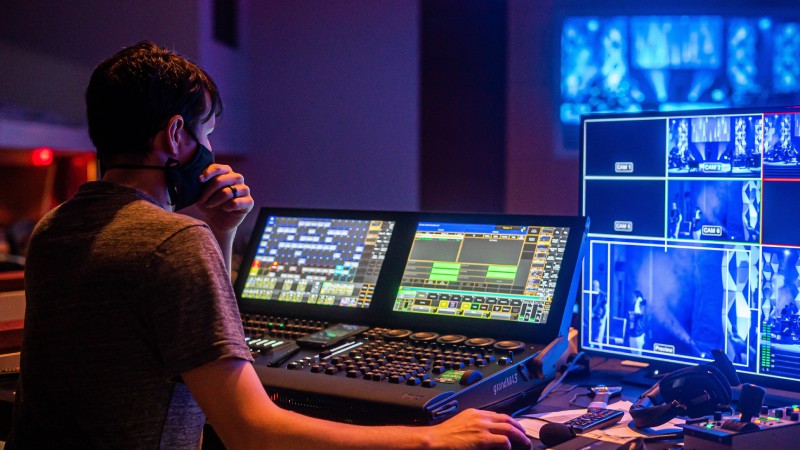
560, 14, 800, 148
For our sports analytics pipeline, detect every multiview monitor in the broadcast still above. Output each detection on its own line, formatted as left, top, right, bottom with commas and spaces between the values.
580, 106, 800, 390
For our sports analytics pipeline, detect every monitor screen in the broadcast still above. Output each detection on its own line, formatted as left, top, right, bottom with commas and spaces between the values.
559, 12, 800, 149
240, 215, 395, 309
580, 107, 800, 388
393, 222, 571, 325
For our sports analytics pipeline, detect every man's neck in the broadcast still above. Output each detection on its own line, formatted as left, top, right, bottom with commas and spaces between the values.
102, 169, 172, 211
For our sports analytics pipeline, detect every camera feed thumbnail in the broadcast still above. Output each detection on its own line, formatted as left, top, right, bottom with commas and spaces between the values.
762, 180, 800, 247
583, 118, 667, 177
763, 113, 800, 178
668, 115, 762, 177
667, 179, 761, 243
582, 240, 758, 370
584, 179, 665, 237
760, 247, 800, 379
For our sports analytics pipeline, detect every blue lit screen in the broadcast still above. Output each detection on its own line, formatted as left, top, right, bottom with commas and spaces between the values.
561, 15, 800, 148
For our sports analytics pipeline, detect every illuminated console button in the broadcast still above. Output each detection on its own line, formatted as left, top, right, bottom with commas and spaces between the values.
407, 377, 422, 386
371, 373, 386, 381
459, 369, 483, 386
422, 379, 437, 388
389, 375, 406, 384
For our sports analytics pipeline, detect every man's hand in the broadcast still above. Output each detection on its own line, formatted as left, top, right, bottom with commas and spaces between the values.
194, 163, 254, 234
425, 409, 531, 450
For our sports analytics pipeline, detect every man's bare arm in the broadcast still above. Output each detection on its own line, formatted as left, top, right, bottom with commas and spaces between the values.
183, 358, 530, 450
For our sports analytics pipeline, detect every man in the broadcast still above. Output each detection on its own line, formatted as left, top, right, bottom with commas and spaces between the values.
627, 290, 647, 355
590, 279, 608, 343
8, 42, 529, 449
668, 202, 681, 239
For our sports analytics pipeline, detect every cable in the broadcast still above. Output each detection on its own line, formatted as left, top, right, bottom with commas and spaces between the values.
511, 351, 586, 417
538, 351, 585, 403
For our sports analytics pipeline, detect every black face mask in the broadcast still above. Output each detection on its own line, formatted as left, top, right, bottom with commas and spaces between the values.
102, 136, 215, 211
164, 143, 214, 211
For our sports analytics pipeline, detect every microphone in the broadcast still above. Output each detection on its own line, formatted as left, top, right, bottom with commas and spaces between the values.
539, 422, 576, 447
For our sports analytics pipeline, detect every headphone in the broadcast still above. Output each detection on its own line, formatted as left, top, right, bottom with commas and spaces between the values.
629, 350, 740, 428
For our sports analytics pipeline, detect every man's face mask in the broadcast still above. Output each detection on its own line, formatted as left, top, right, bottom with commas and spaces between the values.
164, 141, 214, 211
102, 128, 215, 211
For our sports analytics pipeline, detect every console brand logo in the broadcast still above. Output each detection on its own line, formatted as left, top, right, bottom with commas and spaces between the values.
613, 221, 633, 232
493, 373, 518, 396
702, 225, 722, 237
615, 162, 634, 173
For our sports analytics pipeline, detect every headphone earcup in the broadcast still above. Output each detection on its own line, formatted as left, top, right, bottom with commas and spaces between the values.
630, 369, 689, 428
630, 399, 680, 428
629, 364, 732, 428
660, 365, 731, 417
699, 364, 733, 408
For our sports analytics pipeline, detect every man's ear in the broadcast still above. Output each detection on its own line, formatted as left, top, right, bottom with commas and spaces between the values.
164, 115, 185, 158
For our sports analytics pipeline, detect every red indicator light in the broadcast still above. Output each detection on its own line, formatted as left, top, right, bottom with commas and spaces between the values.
31, 147, 53, 166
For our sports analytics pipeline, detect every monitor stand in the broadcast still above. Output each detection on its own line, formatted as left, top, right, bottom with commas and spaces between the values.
621, 362, 670, 387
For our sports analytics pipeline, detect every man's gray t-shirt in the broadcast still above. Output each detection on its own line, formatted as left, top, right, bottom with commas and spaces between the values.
8, 181, 253, 449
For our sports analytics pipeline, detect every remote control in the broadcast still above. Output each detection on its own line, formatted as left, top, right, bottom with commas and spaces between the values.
564, 408, 625, 433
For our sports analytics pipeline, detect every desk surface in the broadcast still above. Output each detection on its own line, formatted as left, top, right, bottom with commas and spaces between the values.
518, 356, 800, 449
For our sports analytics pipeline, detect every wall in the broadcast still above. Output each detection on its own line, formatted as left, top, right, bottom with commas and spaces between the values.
0, 0, 200, 127
420, 0, 507, 213
506, 0, 580, 216
0, 1, 556, 217
244, 0, 420, 212
197, 0, 252, 156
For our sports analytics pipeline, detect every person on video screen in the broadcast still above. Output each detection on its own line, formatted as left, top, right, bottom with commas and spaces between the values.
668, 202, 682, 239
591, 279, 608, 343
627, 291, 648, 355
690, 207, 703, 240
